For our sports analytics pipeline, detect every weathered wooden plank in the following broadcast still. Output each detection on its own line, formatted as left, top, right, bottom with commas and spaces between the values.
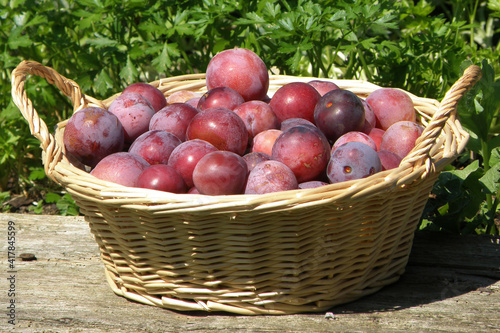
0, 213, 499, 332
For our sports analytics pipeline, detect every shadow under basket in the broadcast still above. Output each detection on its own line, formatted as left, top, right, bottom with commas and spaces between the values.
11, 61, 481, 315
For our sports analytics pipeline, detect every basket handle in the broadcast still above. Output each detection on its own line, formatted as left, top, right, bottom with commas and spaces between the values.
10, 60, 93, 180
400, 65, 482, 173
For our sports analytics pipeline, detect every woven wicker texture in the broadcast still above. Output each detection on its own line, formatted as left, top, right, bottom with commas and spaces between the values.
11, 61, 481, 315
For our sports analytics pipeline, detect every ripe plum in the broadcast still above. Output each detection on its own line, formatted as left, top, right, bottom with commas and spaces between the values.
332, 131, 377, 152
63, 107, 124, 168
327, 142, 381, 183
108, 92, 156, 143
242, 151, 271, 173
377, 150, 402, 170
149, 103, 199, 141
251, 129, 282, 156
380, 121, 424, 159
137, 164, 187, 193
365, 88, 416, 130
314, 89, 365, 142
280, 118, 316, 131
368, 128, 385, 151
233, 100, 278, 139
298, 180, 329, 189
244, 160, 298, 194
167, 90, 202, 104
308, 80, 339, 96
128, 130, 181, 165
271, 125, 331, 183
123, 82, 166, 112
90, 152, 149, 187
206, 48, 269, 101
167, 139, 218, 188
192, 151, 248, 195
186, 97, 201, 108
186, 107, 248, 155
361, 99, 376, 134
269, 82, 321, 124
197, 86, 245, 111
188, 187, 200, 194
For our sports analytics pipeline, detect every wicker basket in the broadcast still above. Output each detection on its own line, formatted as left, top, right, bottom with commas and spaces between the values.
11, 61, 481, 315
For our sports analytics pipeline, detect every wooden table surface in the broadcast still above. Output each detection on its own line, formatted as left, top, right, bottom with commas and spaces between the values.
1, 213, 499, 332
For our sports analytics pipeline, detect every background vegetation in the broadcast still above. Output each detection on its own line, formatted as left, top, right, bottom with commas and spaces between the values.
1, 0, 499, 234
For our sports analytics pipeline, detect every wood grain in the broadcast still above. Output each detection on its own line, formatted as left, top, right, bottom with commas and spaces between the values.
1, 213, 498, 332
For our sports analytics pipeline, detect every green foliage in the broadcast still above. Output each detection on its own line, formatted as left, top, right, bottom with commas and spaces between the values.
0, 0, 499, 230
422, 60, 500, 234
29, 192, 80, 216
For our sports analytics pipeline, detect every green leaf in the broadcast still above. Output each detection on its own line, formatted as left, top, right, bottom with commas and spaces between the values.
73, 10, 102, 30
7, 27, 32, 49
489, 146, 500, 168
152, 43, 173, 73
488, 0, 500, 15
86, 36, 119, 48
488, 135, 500, 158
95, 69, 114, 96
344, 31, 358, 42
28, 168, 46, 181
0, 192, 10, 202
479, 161, 500, 194
448, 159, 481, 181
22, 14, 48, 29
236, 12, 266, 25
119, 55, 138, 84
279, 41, 299, 54
45, 192, 61, 203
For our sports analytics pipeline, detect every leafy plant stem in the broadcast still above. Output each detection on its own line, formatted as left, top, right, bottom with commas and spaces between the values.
469, 0, 480, 47
357, 47, 372, 82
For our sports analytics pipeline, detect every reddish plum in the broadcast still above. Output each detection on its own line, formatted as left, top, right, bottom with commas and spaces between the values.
280, 118, 316, 131
137, 164, 187, 193
197, 86, 245, 111
63, 107, 124, 168
377, 150, 402, 171
368, 128, 385, 151
167, 139, 218, 188
380, 121, 424, 159
271, 125, 331, 183
314, 89, 365, 142
90, 152, 149, 187
123, 82, 166, 112
206, 48, 269, 101
365, 88, 416, 130
233, 100, 278, 139
251, 129, 282, 156
167, 90, 202, 104
186, 107, 248, 155
242, 151, 271, 173
361, 99, 376, 134
186, 97, 201, 108
298, 180, 329, 189
327, 142, 382, 184
192, 151, 248, 195
188, 187, 200, 194
269, 82, 321, 124
108, 92, 156, 143
308, 80, 340, 96
332, 131, 377, 152
128, 130, 181, 165
244, 160, 298, 194
149, 103, 199, 141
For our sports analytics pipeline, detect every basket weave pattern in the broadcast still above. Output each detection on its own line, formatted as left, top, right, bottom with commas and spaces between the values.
11, 61, 481, 314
